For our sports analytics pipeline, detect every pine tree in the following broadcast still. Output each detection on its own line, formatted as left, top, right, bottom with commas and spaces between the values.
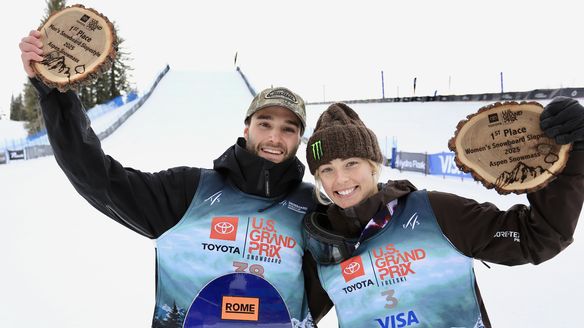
23, 82, 43, 134
78, 25, 133, 109
153, 301, 184, 328
78, 85, 95, 109
42, 0, 66, 21
9, 95, 25, 121
165, 301, 184, 328
109, 31, 133, 98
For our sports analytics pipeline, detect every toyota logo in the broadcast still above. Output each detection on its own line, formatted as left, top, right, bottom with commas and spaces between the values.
343, 262, 361, 275
214, 222, 235, 235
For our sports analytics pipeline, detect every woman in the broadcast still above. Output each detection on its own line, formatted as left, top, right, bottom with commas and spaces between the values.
303, 101, 584, 327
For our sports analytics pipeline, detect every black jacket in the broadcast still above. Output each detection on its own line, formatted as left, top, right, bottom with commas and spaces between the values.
32, 78, 333, 323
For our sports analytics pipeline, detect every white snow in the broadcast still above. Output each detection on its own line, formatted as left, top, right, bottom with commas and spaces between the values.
0, 69, 582, 327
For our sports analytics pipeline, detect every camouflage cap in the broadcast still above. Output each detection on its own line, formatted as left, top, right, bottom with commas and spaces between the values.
245, 87, 306, 131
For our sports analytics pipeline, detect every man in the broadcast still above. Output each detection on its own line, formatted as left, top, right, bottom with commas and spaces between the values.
20, 30, 331, 327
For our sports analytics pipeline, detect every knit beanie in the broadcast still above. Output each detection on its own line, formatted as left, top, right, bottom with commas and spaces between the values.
306, 103, 382, 175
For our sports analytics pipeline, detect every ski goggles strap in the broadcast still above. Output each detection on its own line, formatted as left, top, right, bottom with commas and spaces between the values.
303, 212, 359, 265
304, 200, 398, 265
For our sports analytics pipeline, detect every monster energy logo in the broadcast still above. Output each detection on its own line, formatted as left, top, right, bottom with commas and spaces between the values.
311, 140, 323, 160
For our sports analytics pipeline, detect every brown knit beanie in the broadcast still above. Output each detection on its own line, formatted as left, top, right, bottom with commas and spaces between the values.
306, 103, 382, 175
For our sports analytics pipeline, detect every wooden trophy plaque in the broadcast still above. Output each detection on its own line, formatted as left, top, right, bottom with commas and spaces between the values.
32, 4, 116, 91
448, 101, 572, 194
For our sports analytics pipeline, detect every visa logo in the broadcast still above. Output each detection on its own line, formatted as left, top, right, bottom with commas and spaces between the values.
439, 154, 463, 175
375, 310, 420, 328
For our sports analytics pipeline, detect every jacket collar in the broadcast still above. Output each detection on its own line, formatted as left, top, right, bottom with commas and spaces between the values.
326, 180, 417, 237
213, 137, 305, 198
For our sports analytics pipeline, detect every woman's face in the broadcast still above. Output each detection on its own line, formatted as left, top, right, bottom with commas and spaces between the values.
317, 157, 378, 209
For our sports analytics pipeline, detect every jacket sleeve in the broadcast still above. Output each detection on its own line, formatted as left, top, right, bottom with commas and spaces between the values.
429, 151, 584, 265
32, 78, 200, 239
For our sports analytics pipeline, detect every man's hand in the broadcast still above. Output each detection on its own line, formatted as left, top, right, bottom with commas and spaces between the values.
541, 96, 584, 151
19, 30, 44, 78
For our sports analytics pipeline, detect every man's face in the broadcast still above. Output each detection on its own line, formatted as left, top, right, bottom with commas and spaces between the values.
244, 106, 302, 163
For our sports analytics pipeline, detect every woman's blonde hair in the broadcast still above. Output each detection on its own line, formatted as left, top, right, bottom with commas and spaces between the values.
312, 159, 382, 205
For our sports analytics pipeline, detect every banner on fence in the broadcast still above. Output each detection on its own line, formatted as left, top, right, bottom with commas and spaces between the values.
395, 151, 427, 173
427, 152, 472, 178
8, 149, 25, 161
307, 87, 584, 106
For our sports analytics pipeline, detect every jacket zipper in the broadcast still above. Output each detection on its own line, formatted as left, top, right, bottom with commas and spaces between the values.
264, 170, 270, 197
105, 204, 152, 238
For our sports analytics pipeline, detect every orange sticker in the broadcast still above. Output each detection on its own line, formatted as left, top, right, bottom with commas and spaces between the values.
221, 296, 259, 321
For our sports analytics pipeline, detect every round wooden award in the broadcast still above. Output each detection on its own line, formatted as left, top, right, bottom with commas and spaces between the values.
32, 4, 116, 91
448, 101, 572, 194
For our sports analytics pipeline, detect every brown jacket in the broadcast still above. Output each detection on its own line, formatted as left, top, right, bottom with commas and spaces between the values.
308, 151, 584, 327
